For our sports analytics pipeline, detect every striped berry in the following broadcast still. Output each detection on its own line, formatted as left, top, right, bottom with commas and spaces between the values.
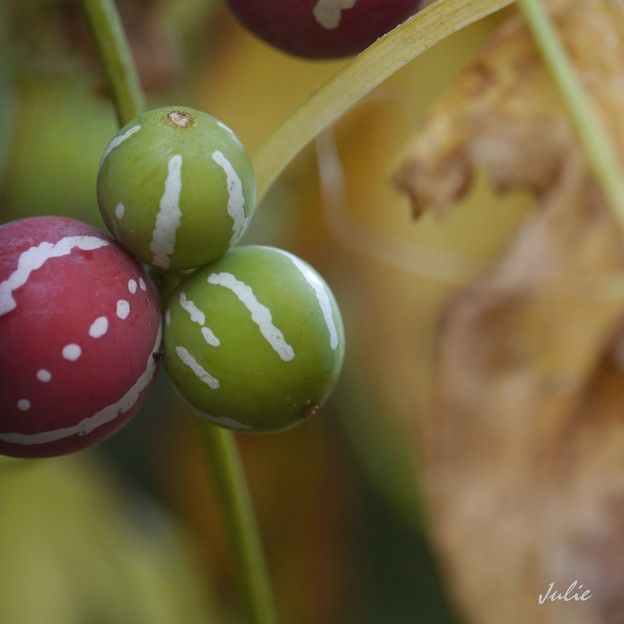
97, 106, 256, 271
163, 246, 345, 432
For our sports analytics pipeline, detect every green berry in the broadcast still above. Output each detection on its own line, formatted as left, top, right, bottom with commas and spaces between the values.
163, 246, 345, 432
97, 106, 256, 271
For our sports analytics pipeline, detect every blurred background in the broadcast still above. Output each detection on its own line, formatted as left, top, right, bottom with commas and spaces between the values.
0, 1, 524, 622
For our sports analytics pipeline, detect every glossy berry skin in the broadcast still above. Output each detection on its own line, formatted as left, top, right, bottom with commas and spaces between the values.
163, 246, 345, 432
0, 217, 162, 458
97, 106, 255, 271
224, 0, 423, 59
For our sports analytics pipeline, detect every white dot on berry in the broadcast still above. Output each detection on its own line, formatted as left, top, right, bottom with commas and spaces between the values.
89, 316, 109, 338
17, 399, 31, 411
62, 344, 82, 361
128, 279, 138, 294
115, 203, 125, 219
139, 278, 147, 291
116, 300, 130, 320
36, 369, 52, 382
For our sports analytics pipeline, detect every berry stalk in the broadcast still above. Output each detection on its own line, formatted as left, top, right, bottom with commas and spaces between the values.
79, 1, 279, 622
81, 0, 144, 126
197, 422, 279, 624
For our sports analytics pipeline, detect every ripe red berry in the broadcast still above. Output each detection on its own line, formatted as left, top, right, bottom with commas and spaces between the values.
223, 0, 423, 59
0, 217, 162, 458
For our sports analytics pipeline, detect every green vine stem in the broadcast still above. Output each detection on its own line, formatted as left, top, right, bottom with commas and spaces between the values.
253, 0, 515, 203
81, 0, 144, 126
196, 421, 278, 624
79, 1, 278, 622
517, 0, 624, 234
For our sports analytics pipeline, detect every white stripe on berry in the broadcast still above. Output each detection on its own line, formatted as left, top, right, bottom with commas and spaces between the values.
100, 125, 141, 167
210, 415, 252, 431
201, 327, 220, 347
150, 154, 183, 269
175, 345, 220, 389
0, 236, 110, 317
207, 272, 295, 362
0, 322, 162, 446
211, 150, 248, 245
277, 250, 340, 351
179, 292, 205, 325
217, 121, 237, 138
178, 293, 221, 347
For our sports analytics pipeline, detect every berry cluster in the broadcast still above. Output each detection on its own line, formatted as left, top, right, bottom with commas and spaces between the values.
0, 106, 345, 458
0, 1, 427, 457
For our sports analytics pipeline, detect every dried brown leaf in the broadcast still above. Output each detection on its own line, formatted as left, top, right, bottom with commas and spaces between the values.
393, 1, 624, 623
394, 0, 624, 215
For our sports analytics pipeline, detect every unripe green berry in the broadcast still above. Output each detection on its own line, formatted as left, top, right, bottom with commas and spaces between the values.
97, 106, 256, 271
163, 246, 345, 432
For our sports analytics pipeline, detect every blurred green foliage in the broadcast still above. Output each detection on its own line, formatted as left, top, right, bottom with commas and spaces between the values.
0, 454, 217, 624
1, 78, 115, 226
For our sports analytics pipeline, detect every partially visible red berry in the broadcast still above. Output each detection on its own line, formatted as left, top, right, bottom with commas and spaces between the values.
223, 0, 423, 59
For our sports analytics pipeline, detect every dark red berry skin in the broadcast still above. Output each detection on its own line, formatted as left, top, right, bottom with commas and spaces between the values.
0, 217, 162, 458
224, 0, 423, 59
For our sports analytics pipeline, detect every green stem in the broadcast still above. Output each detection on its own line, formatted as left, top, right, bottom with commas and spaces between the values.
81, 0, 144, 126
518, 0, 624, 231
80, 1, 278, 621
196, 421, 278, 624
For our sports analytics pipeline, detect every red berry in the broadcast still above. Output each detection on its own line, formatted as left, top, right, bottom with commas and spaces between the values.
223, 0, 423, 59
0, 217, 162, 458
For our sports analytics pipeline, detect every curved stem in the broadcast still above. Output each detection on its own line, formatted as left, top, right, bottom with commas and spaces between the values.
81, 0, 144, 126
197, 421, 278, 624
252, 0, 515, 203
518, 0, 624, 233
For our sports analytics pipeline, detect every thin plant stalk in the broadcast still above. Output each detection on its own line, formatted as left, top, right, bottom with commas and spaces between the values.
81, 0, 144, 126
79, 1, 278, 622
196, 421, 279, 624
518, 0, 624, 234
